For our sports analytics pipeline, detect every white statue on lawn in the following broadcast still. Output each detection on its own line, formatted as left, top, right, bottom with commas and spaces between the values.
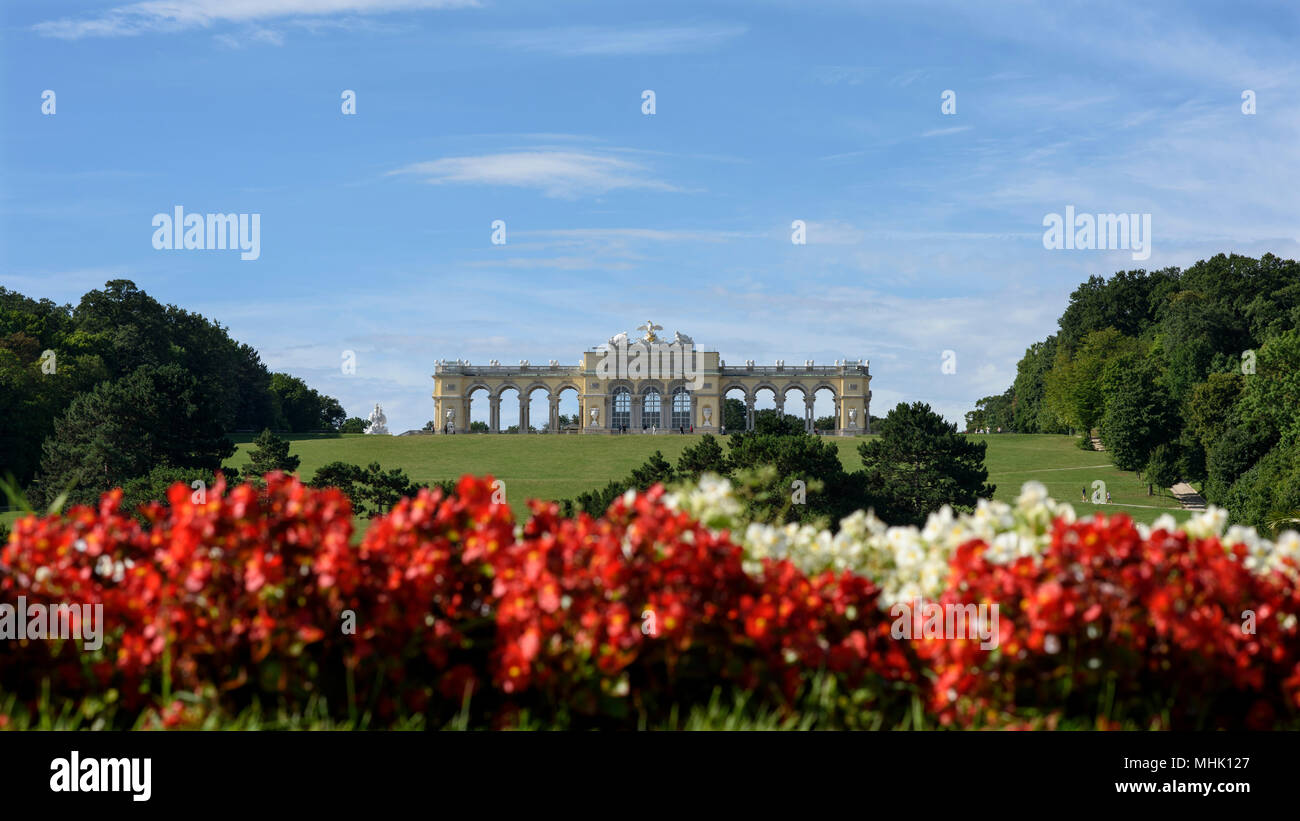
366, 403, 389, 435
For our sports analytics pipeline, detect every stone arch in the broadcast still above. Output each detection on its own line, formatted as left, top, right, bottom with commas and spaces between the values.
782, 383, 812, 432
811, 384, 839, 434
494, 384, 522, 433
524, 383, 550, 434
465, 384, 492, 433
721, 384, 749, 432
554, 384, 581, 432
492, 381, 523, 401
719, 381, 751, 401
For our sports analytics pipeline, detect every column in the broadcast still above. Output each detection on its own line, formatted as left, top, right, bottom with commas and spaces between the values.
745, 399, 755, 431
805, 398, 815, 433
549, 396, 559, 432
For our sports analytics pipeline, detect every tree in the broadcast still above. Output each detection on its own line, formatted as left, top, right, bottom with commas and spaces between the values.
814, 415, 837, 431
676, 434, 731, 480
120, 465, 217, 515
729, 431, 862, 525
1056, 269, 1178, 354
965, 388, 1014, 432
753, 409, 803, 435
1235, 329, 1300, 443
1143, 443, 1180, 496
1205, 426, 1273, 503
30, 364, 234, 507
1098, 353, 1177, 472
1045, 328, 1137, 435
722, 397, 746, 432
1010, 336, 1068, 433
308, 461, 424, 517
240, 429, 300, 479
629, 451, 676, 488
341, 417, 369, 434
858, 402, 994, 526
1185, 373, 1244, 453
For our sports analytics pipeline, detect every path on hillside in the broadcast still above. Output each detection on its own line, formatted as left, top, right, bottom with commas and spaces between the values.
987, 463, 1113, 476
1170, 482, 1207, 511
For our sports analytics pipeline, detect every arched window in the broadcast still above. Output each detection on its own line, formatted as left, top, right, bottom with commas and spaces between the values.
612, 389, 631, 429
671, 388, 691, 429
642, 390, 661, 429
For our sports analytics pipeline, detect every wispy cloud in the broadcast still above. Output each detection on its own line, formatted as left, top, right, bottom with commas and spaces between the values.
214, 27, 286, 49
34, 0, 478, 39
920, 125, 972, 138
387, 151, 678, 198
813, 65, 874, 85
488, 23, 746, 56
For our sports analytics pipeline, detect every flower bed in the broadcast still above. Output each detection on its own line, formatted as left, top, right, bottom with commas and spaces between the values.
3, 473, 1299, 729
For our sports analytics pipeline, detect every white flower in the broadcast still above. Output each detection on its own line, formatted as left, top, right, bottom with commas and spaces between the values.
1017, 481, 1049, 508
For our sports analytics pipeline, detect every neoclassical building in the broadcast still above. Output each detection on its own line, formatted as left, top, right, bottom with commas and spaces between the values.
432, 323, 871, 435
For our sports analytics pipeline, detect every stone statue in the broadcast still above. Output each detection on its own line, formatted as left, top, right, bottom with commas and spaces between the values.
702, 405, 712, 425
848, 408, 857, 428
609, 331, 629, 348
445, 408, 455, 434
673, 330, 694, 346
637, 320, 663, 343
589, 407, 599, 426
366, 403, 389, 435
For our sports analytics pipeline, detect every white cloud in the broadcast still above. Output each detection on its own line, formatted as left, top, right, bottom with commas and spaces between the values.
34, 0, 478, 39
920, 125, 972, 138
488, 23, 746, 56
214, 27, 286, 48
387, 151, 678, 198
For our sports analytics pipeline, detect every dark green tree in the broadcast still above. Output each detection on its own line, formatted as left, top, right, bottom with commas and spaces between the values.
308, 461, 424, 517
676, 434, 731, 481
29, 364, 234, 507
1143, 443, 1180, 496
240, 429, 301, 479
858, 402, 994, 526
1097, 354, 1177, 472
753, 409, 803, 435
722, 397, 746, 432
341, 417, 369, 434
729, 431, 864, 525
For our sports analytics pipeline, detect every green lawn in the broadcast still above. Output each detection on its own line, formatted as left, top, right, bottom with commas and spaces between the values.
221, 432, 1191, 526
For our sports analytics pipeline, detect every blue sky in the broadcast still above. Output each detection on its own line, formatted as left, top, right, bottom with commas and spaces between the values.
3, 0, 1299, 432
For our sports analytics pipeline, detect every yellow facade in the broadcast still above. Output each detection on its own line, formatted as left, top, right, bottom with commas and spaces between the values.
431, 328, 870, 435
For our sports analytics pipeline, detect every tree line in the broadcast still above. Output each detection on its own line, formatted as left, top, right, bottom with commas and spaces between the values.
0, 280, 350, 507
967, 253, 1300, 528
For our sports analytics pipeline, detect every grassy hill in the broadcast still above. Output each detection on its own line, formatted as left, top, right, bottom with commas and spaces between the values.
217, 431, 1190, 525
1, 433, 1191, 532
